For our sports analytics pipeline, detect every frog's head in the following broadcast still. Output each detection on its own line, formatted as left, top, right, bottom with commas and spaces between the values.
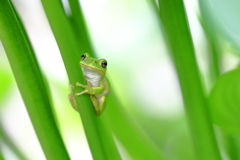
80, 53, 107, 80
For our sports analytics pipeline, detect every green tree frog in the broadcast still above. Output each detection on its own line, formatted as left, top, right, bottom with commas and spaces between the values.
68, 53, 111, 116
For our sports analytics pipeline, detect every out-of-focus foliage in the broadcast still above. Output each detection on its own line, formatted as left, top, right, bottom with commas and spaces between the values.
136, 113, 196, 160
200, 0, 240, 52
0, 153, 3, 160
0, 0, 70, 159
1, 0, 240, 159
209, 68, 240, 135
0, 66, 13, 108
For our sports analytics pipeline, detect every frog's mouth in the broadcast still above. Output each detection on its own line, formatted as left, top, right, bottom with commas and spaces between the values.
80, 63, 104, 73
80, 64, 105, 80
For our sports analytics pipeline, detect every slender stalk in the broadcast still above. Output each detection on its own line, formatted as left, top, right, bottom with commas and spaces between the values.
104, 94, 164, 160
41, 0, 164, 159
0, 0, 70, 159
0, 124, 27, 160
200, 18, 221, 86
96, 119, 122, 160
0, 153, 3, 160
66, 1, 164, 159
157, 0, 221, 159
68, 0, 93, 54
198, 2, 221, 86
40, 0, 117, 159
225, 135, 240, 160
67, 2, 122, 157
208, 37, 220, 83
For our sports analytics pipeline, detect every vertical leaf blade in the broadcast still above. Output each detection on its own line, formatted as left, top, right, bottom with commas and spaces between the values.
157, 0, 221, 159
40, 0, 112, 159
66, 1, 165, 159
0, 0, 70, 159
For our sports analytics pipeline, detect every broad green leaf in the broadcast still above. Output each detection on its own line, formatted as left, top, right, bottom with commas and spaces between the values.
209, 68, 240, 134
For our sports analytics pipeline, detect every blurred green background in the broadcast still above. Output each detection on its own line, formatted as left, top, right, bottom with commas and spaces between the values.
1, 0, 240, 159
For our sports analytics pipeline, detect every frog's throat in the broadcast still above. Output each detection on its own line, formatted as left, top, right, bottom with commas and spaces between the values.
80, 63, 105, 74
84, 75, 103, 81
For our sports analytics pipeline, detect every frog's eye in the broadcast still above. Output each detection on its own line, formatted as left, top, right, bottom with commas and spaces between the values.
101, 60, 107, 68
81, 54, 87, 60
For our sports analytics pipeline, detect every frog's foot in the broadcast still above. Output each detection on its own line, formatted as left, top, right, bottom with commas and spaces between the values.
68, 92, 78, 111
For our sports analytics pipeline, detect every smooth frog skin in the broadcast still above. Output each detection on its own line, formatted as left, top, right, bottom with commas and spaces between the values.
68, 53, 110, 116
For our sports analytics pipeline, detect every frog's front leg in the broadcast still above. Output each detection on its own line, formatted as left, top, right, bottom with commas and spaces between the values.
75, 82, 104, 96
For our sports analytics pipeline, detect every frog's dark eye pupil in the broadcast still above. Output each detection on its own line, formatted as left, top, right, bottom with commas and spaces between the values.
81, 54, 86, 60
101, 61, 107, 68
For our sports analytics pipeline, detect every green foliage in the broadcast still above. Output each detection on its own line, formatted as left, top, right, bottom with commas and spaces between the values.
0, 66, 12, 107
105, 94, 164, 159
200, 0, 240, 52
136, 114, 196, 160
0, 124, 27, 160
0, 0, 69, 159
0, 153, 3, 160
158, 0, 221, 159
209, 68, 240, 134
40, 0, 120, 159
41, 0, 163, 159
0, 0, 239, 159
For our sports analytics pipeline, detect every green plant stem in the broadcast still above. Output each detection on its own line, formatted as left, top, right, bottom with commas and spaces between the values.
66, 1, 164, 159
104, 94, 164, 160
97, 119, 122, 160
0, 0, 70, 159
68, 0, 93, 54
200, 18, 221, 86
158, 0, 221, 159
0, 124, 27, 160
198, 2, 222, 86
225, 135, 240, 160
0, 151, 4, 160
40, 0, 121, 159
41, 0, 165, 159
207, 37, 220, 83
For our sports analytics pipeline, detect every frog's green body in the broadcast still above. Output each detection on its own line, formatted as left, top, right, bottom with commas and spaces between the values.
68, 53, 110, 116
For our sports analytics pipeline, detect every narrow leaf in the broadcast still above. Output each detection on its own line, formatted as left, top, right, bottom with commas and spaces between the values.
40, 0, 111, 159
157, 0, 221, 159
0, 0, 70, 159
66, 1, 165, 159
